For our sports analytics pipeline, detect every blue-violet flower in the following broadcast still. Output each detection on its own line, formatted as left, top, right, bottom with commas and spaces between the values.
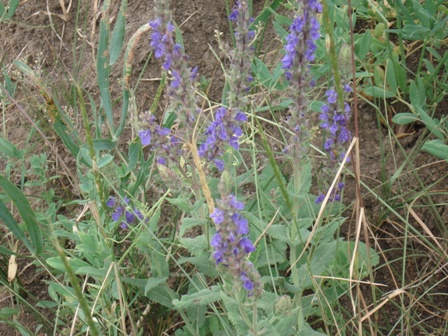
107, 196, 145, 229
281, 0, 322, 158
210, 193, 261, 296
316, 85, 352, 203
149, 0, 199, 126
198, 107, 247, 170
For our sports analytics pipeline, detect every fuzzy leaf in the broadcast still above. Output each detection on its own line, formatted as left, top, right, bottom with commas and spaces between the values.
297, 325, 327, 335
335, 241, 379, 278
0, 307, 20, 319
355, 31, 371, 60
179, 217, 207, 237
253, 58, 273, 87
313, 218, 345, 244
392, 113, 419, 125
415, 106, 444, 139
76, 266, 108, 279
179, 235, 208, 256
173, 285, 221, 310
145, 285, 178, 309
385, 59, 398, 94
109, 0, 127, 65
46, 257, 90, 273
144, 277, 168, 295
166, 197, 193, 213
422, 140, 448, 161
363, 86, 395, 98
0, 137, 24, 159
221, 293, 249, 334
295, 241, 339, 290
257, 291, 277, 315
178, 256, 217, 276
402, 24, 430, 40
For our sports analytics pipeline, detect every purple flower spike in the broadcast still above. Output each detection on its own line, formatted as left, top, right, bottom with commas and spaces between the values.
138, 113, 185, 166
149, 1, 200, 126
198, 107, 247, 170
281, 1, 322, 158
317, 84, 352, 202
281, 5, 320, 74
229, 8, 239, 21
138, 130, 151, 146
319, 87, 352, 160
227, 0, 255, 111
211, 208, 225, 224
210, 191, 262, 297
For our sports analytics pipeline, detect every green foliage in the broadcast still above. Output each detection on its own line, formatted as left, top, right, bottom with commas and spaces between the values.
1, 0, 445, 334
0, 0, 19, 21
0, 176, 42, 255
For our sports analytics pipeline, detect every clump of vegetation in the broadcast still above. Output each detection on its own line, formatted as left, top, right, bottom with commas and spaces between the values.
0, 0, 447, 334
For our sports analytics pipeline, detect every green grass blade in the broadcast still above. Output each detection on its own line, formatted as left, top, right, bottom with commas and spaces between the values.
0, 199, 32, 252
0, 244, 16, 255
97, 0, 115, 135
0, 176, 42, 255
109, 0, 127, 66
6, 0, 19, 19
251, 0, 283, 28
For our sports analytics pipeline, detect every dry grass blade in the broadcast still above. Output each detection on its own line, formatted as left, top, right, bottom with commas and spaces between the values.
288, 136, 358, 272
361, 289, 406, 322
58, 0, 72, 20
407, 204, 448, 260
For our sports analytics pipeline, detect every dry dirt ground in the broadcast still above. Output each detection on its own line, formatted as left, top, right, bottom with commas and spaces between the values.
0, 0, 447, 335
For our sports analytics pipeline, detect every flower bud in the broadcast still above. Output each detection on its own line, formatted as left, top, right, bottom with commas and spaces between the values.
274, 295, 293, 316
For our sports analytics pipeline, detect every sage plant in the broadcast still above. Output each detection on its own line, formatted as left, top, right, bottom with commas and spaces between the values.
282, 0, 322, 158
316, 84, 352, 202
199, 0, 261, 298
227, 0, 255, 110
198, 107, 247, 170
199, 0, 255, 170
211, 171, 262, 297
148, 0, 199, 126
280, 0, 323, 305
144, 0, 261, 299
139, 0, 201, 173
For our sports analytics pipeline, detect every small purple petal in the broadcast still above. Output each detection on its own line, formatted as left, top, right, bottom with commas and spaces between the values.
210, 209, 225, 225
112, 207, 123, 221
239, 238, 255, 253
106, 197, 115, 208
139, 130, 151, 146
125, 211, 135, 224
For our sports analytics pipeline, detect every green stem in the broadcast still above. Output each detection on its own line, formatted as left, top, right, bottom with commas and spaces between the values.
77, 86, 106, 209
291, 161, 301, 288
